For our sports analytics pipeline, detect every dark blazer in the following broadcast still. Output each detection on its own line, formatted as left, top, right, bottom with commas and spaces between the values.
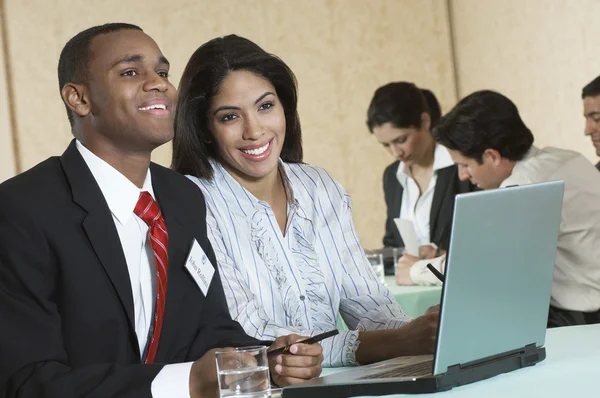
596, 161, 600, 171
382, 160, 475, 250
0, 141, 258, 398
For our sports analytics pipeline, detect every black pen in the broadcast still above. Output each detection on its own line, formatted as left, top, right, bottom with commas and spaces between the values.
426, 263, 445, 283
267, 329, 339, 356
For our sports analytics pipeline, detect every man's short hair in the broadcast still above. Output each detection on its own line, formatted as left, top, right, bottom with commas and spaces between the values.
57, 23, 143, 126
582, 75, 600, 99
434, 90, 534, 163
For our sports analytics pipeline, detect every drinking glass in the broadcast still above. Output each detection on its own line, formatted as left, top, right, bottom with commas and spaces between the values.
215, 346, 271, 398
392, 247, 404, 273
366, 252, 386, 285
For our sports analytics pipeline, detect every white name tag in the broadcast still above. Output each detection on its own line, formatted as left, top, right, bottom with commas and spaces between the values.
184, 239, 215, 296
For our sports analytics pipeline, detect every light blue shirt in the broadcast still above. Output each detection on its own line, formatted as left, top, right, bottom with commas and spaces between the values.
188, 160, 410, 367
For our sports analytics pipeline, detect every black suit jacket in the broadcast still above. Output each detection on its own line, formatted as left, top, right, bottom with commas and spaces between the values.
382, 161, 475, 250
0, 141, 258, 398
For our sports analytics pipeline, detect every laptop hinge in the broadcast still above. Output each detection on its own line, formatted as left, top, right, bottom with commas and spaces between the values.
445, 343, 539, 375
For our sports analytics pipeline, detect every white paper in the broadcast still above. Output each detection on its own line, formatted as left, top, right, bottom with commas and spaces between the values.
394, 218, 419, 256
184, 239, 215, 296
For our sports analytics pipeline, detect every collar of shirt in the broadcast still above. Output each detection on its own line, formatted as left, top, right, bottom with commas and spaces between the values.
209, 158, 302, 215
76, 140, 155, 225
500, 145, 540, 188
396, 144, 454, 188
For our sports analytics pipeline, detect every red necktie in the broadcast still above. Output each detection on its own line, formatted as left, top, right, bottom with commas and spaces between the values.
134, 191, 168, 364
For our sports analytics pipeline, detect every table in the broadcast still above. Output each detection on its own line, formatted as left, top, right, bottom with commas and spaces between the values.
319, 324, 600, 397
384, 276, 442, 318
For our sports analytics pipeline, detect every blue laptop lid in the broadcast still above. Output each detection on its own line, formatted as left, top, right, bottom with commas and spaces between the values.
433, 181, 564, 374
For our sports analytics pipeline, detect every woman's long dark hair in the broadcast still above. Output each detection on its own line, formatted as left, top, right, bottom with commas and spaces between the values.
172, 35, 303, 179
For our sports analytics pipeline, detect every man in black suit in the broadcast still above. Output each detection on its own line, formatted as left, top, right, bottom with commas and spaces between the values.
582, 75, 600, 170
0, 23, 322, 398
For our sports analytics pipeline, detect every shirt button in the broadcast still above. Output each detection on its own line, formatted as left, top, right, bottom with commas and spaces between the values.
299, 295, 306, 301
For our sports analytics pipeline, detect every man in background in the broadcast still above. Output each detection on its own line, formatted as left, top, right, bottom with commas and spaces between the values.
582, 75, 600, 170
433, 90, 600, 327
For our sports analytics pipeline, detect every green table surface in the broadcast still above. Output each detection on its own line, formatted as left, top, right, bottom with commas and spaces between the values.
336, 276, 442, 330
385, 276, 442, 318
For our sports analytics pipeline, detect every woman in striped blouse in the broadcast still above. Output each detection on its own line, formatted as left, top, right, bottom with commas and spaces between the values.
171, 34, 439, 367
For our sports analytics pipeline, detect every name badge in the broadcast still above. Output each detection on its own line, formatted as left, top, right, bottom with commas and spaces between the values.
184, 239, 215, 296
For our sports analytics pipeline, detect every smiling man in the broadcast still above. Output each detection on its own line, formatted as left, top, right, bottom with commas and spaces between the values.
0, 23, 321, 398
433, 89, 600, 327
582, 76, 600, 170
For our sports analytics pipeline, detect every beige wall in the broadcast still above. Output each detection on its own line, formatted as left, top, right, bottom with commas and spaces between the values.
0, 6, 16, 183
451, 0, 600, 162
8, 1, 598, 248
2, 0, 455, 249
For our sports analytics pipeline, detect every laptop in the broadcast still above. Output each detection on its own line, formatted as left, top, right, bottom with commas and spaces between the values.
282, 180, 564, 397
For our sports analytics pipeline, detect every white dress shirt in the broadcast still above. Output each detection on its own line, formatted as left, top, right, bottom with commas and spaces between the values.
409, 147, 600, 312
397, 145, 454, 245
76, 141, 191, 397
189, 160, 411, 367
500, 146, 600, 312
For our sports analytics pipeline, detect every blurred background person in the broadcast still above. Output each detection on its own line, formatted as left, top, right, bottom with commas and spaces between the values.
366, 82, 474, 284
435, 90, 600, 327
582, 75, 600, 170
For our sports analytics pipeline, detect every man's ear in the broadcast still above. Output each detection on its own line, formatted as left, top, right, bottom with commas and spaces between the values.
61, 83, 90, 118
482, 148, 503, 166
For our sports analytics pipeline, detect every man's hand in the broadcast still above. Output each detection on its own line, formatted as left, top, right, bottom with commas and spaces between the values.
268, 334, 323, 386
393, 305, 440, 355
189, 348, 224, 398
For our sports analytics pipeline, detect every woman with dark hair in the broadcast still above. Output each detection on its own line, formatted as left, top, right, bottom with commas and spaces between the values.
172, 35, 439, 368
366, 83, 474, 285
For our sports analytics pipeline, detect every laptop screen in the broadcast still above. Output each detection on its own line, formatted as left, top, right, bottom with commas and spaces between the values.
433, 181, 564, 374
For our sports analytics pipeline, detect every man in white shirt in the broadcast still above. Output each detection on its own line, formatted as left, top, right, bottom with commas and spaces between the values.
582, 75, 600, 171
0, 23, 322, 398
422, 90, 600, 327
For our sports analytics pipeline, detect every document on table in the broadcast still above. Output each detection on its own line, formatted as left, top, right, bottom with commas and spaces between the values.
394, 218, 419, 256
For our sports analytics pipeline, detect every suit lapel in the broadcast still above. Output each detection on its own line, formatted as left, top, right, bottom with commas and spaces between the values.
150, 165, 194, 359
390, 163, 403, 219
429, 166, 453, 237
59, 141, 137, 334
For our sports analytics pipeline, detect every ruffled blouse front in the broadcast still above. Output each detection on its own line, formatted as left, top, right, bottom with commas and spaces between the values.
189, 160, 410, 366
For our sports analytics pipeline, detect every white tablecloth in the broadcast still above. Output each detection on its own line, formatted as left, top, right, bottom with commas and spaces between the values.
320, 324, 600, 397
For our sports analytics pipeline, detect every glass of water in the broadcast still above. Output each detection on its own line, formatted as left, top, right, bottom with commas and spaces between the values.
392, 247, 404, 273
366, 252, 386, 285
215, 346, 271, 398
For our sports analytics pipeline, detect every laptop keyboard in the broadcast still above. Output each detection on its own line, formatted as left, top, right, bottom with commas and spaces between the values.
359, 359, 433, 379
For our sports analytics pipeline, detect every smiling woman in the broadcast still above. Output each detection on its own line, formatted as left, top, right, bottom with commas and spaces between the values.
171, 35, 442, 368
209, 71, 285, 186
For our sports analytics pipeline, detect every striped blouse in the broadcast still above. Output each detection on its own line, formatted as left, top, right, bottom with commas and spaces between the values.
188, 160, 410, 367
